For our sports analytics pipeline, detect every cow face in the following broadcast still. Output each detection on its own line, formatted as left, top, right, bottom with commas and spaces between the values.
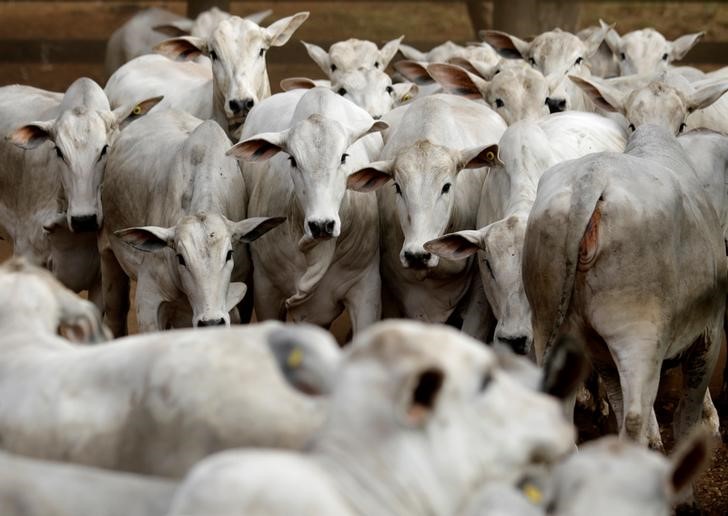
229, 109, 387, 248
350, 141, 499, 270
9, 91, 161, 234
116, 213, 284, 327
155, 13, 309, 137
604, 28, 703, 76
333, 69, 398, 120
303, 37, 403, 81
328, 321, 575, 505
570, 75, 728, 135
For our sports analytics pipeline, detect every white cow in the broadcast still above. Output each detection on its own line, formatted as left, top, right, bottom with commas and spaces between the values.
426, 61, 551, 124
522, 125, 726, 447
166, 320, 576, 516
0, 450, 177, 516
0, 258, 340, 478
0, 78, 158, 303
100, 110, 283, 334
577, 21, 620, 78
302, 37, 404, 78
104, 7, 272, 76
481, 25, 611, 112
348, 94, 505, 327
426, 113, 626, 354
105, 12, 308, 139
398, 40, 499, 65
603, 26, 703, 76
228, 88, 387, 333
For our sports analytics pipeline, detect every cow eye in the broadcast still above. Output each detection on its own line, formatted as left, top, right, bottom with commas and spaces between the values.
679, 122, 687, 133
575, 56, 583, 65
628, 123, 636, 132
441, 183, 451, 194
394, 183, 402, 195
288, 156, 297, 168
495, 98, 504, 108
209, 50, 218, 61
225, 249, 233, 262
98, 144, 108, 162
484, 257, 495, 279
479, 372, 492, 392
259, 48, 266, 57
54, 146, 64, 159
528, 57, 536, 66
386, 85, 394, 94
374, 61, 380, 68
330, 64, 337, 72
337, 88, 347, 96
177, 254, 186, 266
620, 52, 626, 61
662, 53, 669, 61
341, 153, 349, 164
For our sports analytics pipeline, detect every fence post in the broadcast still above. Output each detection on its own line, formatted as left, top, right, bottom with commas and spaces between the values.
490, 0, 580, 36
188, 0, 230, 18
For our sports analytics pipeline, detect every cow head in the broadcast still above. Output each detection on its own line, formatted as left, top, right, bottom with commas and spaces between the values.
229, 95, 388, 247
8, 79, 161, 233
116, 213, 284, 327
155, 12, 309, 137
604, 27, 703, 76
350, 141, 500, 270
303, 36, 404, 80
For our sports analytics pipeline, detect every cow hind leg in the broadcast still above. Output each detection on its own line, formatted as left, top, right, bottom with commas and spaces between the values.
100, 239, 130, 336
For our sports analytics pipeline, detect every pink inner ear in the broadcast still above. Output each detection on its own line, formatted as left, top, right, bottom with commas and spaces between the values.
429, 67, 480, 99
235, 141, 281, 161
347, 169, 390, 192
394, 61, 434, 85
11, 125, 46, 146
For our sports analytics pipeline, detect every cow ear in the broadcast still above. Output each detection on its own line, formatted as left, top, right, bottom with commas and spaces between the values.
302, 41, 331, 75
226, 130, 289, 162
154, 37, 209, 61
394, 60, 434, 85
115, 226, 175, 252
667, 427, 713, 497
347, 160, 393, 192
569, 75, 625, 113
403, 367, 445, 427
424, 229, 484, 261
670, 32, 704, 62
427, 63, 488, 100
245, 9, 273, 25
57, 292, 110, 344
42, 213, 68, 234
113, 96, 164, 128
280, 77, 319, 91
583, 21, 613, 57
480, 30, 530, 60
152, 19, 194, 37
225, 282, 247, 313
232, 216, 286, 243
8, 121, 54, 149
266, 12, 309, 47
458, 143, 501, 170
602, 20, 622, 56
379, 35, 404, 69
685, 81, 728, 113
541, 335, 589, 399
398, 44, 427, 62
393, 82, 418, 105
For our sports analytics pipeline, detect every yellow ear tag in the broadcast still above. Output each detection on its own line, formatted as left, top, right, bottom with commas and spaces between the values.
522, 483, 543, 504
132, 105, 143, 116
485, 151, 495, 162
287, 348, 303, 369
402, 94, 411, 102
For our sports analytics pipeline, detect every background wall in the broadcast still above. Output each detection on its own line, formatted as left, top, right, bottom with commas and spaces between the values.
1, 1, 727, 92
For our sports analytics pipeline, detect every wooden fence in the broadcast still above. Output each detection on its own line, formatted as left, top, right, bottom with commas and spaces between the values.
1, 1, 727, 92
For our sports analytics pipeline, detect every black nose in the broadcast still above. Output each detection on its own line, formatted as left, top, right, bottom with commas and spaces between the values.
499, 335, 530, 355
70, 215, 98, 233
228, 99, 255, 114
308, 220, 336, 239
404, 250, 432, 269
197, 318, 226, 327
546, 97, 567, 114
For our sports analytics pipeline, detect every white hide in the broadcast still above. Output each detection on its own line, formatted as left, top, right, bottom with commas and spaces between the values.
228, 88, 386, 333
105, 12, 309, 139
353, 94, 505, 325
426, 112, 627, 354
100, 110, 284, 333
167, 321, 575, 516
0, 259, 340, 478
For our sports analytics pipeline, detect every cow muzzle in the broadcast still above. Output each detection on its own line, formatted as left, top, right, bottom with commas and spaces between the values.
402, 250, 437, 270
307, 219, 337, 240
546, 97, 567, 114
70, 214, 99, 233
495, 333, 533, 355
196, 317, 227, 327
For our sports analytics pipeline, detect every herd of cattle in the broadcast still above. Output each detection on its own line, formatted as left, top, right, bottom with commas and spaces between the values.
0, 4, 727, 515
